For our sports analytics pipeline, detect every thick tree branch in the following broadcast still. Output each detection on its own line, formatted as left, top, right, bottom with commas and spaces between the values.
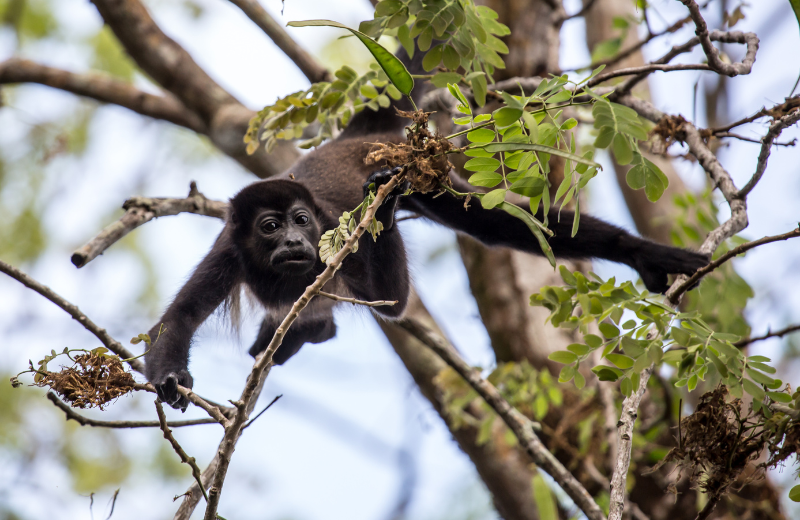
88, 0, 299, 177
0, 58, 205, 132
226, 0, 330, 83
47, 392, 217, 428
71, 182, 227, 268
0, 260, 144, 373
396, 318, 607, 520
670, 226, 800, 303
155, 399, 210, 503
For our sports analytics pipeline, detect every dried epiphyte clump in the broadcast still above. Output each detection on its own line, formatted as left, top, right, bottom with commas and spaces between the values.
650, 114, 689, 154
365, 109, 453, 193
653, 386, 800, 500
26, 349, 137, 409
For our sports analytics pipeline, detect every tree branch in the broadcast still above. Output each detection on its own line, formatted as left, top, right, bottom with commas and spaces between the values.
738, 109, 800, 198
317, 291, 397, 308
669, 226, 800, 304
71, 182, 227, 268
88, 0, 299, 178
395, 318, 607, 520
0, 260, 144, 373
155, 399, 210, 503
678, 0, 759, 76
225, 0, 330, 83
47, 392, 217, 428
0, 58, 206, 132
734, 323, 800, 348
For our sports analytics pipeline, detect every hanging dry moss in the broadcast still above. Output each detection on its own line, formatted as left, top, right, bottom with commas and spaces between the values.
365, 109, 453, 193
33, 352, 136, 409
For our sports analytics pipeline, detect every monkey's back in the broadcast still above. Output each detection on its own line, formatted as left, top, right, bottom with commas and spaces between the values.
278, 132, 405, 220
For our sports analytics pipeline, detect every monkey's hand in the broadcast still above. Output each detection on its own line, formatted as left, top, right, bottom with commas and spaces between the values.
148, 366, 193, 412
632, 243, 709, 294
364, 166, 410, 229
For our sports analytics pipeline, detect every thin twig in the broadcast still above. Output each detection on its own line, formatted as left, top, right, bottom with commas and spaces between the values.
588, 63, 712, 86
712, 132, 796, 147
0, 260, 144, 373
395, 318, 607, 520
317, 291, 397, 308
557, 0, 598, 23
225, 0, 329, 83
243, 394, 282, 429
734, 323, 800, 348
693, 494, 721, 520
72, 182, 227, 268
669, 226, 800, 304
155, 400, 210, 503
738, 110, 800, 198
47, 392, 218, 428
201, 175, 404, 520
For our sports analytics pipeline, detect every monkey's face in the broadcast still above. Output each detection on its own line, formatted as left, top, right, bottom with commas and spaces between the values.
247, 202, 320, 276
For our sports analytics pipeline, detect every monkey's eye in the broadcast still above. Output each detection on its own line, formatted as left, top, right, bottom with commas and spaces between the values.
295, 214, 310, 226
260, 220, 280, 233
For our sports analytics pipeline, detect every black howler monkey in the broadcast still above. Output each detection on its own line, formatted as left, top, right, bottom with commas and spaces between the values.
145, 52, 708, 411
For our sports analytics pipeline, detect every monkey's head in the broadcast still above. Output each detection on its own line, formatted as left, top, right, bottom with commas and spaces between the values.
230, 180, 323, 276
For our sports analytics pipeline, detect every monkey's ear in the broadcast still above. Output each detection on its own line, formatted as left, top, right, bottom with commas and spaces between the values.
228, 206, 240, 228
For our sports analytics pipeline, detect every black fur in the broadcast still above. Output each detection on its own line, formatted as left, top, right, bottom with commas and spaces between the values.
145, 48, 709, 411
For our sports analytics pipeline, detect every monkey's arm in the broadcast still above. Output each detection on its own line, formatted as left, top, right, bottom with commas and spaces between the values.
248, 309, 336, 365
145, 226, 242, 411
402, 175, 708, 293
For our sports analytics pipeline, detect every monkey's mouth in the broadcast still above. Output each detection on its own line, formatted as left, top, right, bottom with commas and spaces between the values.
272, 249, 315, 272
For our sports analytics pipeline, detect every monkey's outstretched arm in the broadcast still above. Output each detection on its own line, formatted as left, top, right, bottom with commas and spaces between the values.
403, 175, 708, 293
145, 226, 242, 411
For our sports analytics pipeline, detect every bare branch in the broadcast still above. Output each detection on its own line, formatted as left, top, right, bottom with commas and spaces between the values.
0, 58, 205, 132
588, 62, 713, 86
0, 259, 144, 373
155, 399, 210, 503
88, 0, 299, 178
317, 291, 397, 308
738, 109, 800, 198
613, 30, 758, 94
225, 0, 330, 83
734, 323, 800, 348
47, 392, 217, 428
71, 182, 227, 268
669, 226, 800, 304
395, 318, 607, 520
557, 0, 599, 24
202, 175, 404, 520
713, 132, 796, 147
678, 0, 759, 76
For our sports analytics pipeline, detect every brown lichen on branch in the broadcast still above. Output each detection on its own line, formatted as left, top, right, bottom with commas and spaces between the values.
365, 109, 453, 193
34, 352, 136, 409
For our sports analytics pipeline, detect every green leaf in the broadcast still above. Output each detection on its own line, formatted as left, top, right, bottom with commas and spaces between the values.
605, 353, 634, 369
789, 484, 800, 502
480, 189, 507, 209
767, 391, 792, 403
288, 20, 414, 95
559, 364, 576, 383
549, 351, 578, 364
467, 128, 497, 143
442, 44, 461, 70
567, 343, 590, 356
509, 176, 546, 197
532, 473, 558, 520
471, 74, 488, 107
497, 202, 555, 266
574, 370, 586, 389
746, 367, 777, 386
621, 377, 633, 397
592, 365, 623, 381
422, 44, 444, 71
790, 0, 800, 34
585, 334, 603, 349
468, 171, 503, 188
432, 72, 462, 88
612, 134, 633, 165
599, 322, 620, 339
627, 152, 669, 202
465, 157, 501, 171
742, 378, 766, 401
480, 143, 601, 169
493, 107, 523, 128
